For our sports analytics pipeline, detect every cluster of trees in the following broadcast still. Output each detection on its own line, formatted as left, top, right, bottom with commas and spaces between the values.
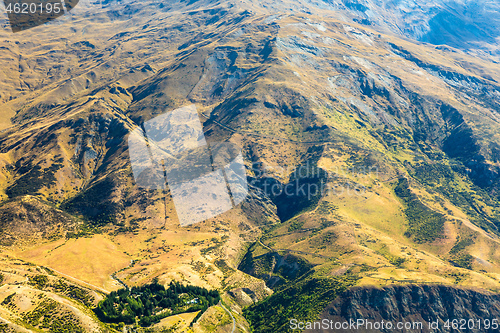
6, 158, 63, 198
29, 275, 49, 289
450, 253, 474, 270
95, 281, 220, 327
411, 162, 500, 234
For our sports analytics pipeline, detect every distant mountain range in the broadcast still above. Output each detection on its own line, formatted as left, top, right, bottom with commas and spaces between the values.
0, 0, 499, 332
320, 0, 500, 53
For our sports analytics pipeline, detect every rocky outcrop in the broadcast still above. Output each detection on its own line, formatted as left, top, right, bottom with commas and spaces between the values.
313, 285, 500, 332
238, 248, 313, 289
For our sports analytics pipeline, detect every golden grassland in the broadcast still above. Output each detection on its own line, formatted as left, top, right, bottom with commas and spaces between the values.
16, 235, 131, 291
154, 311, 200, 332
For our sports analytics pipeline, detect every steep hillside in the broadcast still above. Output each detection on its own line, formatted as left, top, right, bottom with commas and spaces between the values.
0, 0, 499, 332
315, 285, 500, 333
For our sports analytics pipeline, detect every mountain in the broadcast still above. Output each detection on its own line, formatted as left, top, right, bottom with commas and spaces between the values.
315, 285, 500, 333
316, 0, 500, 56
0, 0, 499, 332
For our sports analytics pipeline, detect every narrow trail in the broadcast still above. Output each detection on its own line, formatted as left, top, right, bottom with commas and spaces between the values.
43, 266, 109, 294
219, 300, 236, 333
110, 273, 128, 290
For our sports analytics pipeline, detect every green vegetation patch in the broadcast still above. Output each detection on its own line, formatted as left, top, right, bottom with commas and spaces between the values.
22, 298, 84, 333
95, 280, 220, 327
52, 279, 95, 307
411, 162, 500, 233
376, 244, 406, 268
29, 275, 49, 289
394, 178, 445, 243
6, 158, 63, 198
1, 293, 15, 307
62, 178, 119, 226
388, 256, 406, 267
450, 253, 474, 270
288, 218, 305, 232
244, 274, 359, 333
316, 201, 339, 216
214, 259, 235, 278
449, 237, 474, 255
238, 243, 313, 288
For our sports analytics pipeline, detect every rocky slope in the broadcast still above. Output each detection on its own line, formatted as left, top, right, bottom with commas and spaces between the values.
315, 285, 500, 332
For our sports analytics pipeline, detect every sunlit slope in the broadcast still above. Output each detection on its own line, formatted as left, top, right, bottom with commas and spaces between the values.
0, 0, 499, 291
0, 254, 105, 332
0, 0, 499, 331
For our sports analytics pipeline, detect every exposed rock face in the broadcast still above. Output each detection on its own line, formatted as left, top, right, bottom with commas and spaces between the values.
308, 0, 500, 55
313, 285, 500, 332
238, 249, 313, 289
